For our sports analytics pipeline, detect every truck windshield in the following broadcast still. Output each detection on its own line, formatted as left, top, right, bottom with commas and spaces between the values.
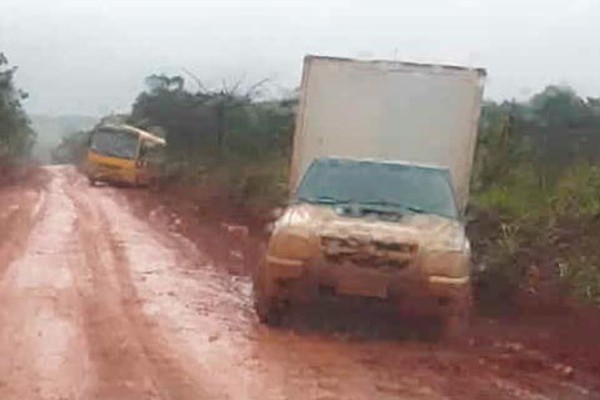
90, 129, 139, 160
296, 158, 459, 219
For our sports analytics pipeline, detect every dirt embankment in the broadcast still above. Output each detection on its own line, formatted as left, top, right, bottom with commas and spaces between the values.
125, 185, 268, 277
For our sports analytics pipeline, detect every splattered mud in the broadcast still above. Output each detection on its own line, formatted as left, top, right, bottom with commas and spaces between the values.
0, 165, 598, 399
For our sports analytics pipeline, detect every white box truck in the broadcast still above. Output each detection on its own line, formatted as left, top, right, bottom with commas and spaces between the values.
253, 55, 485, 339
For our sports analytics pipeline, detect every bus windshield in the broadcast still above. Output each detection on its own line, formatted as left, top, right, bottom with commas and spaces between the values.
90, 129, 139, 160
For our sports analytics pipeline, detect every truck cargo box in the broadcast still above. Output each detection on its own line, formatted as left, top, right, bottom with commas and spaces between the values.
290, 56, 485, 211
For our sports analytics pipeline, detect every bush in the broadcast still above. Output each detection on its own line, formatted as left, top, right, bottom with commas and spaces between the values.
474, 164, 550, 219
177, 156, 289, 211
471, 162, 600, 310
552, 164, 600, 217
559, 255, 600, 306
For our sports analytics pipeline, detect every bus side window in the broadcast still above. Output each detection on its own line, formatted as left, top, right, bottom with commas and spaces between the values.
140, 141, 163, 164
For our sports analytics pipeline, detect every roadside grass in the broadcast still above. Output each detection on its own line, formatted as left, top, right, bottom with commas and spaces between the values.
470, 163, 600, 312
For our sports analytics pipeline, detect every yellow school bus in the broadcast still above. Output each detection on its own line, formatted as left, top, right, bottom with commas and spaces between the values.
85, 124, 166, 186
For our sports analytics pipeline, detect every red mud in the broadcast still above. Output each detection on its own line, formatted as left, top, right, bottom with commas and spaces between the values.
0, 166, 597, 399
128, 176, 600, 398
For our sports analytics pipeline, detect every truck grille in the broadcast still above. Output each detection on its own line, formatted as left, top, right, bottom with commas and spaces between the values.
320, 236, 417, 270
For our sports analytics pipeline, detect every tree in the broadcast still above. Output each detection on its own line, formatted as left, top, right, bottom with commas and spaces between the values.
472, 85, 600, 194
530, 86, 589, 128
0, 52, 35, 165
130, 73, 295, 166
524, 86, 600, 168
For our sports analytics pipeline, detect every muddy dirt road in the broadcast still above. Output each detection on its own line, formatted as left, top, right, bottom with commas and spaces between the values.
0, 166, 598, 400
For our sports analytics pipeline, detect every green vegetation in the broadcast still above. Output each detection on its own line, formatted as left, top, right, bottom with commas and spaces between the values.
471, 86, 600, 309
0, 52, 35, 170
128, 74, 295, 210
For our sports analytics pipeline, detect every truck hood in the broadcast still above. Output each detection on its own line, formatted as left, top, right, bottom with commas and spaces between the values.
274, 203, 467, 252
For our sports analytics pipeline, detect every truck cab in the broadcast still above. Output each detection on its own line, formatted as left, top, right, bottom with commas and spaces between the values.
254, 157, 472, 338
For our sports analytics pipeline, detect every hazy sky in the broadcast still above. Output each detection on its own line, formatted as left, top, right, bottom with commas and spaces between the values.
1, 0, 599, 116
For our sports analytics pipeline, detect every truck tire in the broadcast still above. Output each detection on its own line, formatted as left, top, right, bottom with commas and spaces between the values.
254, 292, 282, 326
253, 256, 282, 326
440, 288, 472, 341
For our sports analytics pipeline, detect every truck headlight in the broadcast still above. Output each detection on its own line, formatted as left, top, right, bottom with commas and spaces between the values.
446, 235, 469, 252
268, 232, 316, 260
430, 229, 469, 253
422, 251, 470, 278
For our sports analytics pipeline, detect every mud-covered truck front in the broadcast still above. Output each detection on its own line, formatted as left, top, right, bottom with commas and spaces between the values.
253, 56, 485, 338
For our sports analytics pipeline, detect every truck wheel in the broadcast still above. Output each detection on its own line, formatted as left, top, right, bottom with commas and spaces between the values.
441, 308, 470, 341
440, 289, 472, 342
254, 293, 282, 326
253, 255, 282, 326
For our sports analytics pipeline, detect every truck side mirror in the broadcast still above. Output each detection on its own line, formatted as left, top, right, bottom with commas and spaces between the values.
271, 207, 284, 220
264, 222, 275, 234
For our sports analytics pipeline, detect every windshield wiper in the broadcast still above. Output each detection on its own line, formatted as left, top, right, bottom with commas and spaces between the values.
356, 200, 404, 216
298, 195, 349, 205
359, 199, 402, 208
359, 200, 426, 214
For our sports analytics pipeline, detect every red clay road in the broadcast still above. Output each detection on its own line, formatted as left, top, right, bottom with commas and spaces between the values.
0, 165, 597, 400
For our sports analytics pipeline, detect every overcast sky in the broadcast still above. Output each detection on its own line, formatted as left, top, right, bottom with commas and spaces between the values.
1, 0, 599, 116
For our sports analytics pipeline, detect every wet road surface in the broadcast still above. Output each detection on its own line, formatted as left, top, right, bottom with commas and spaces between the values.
0, 166, 598, 400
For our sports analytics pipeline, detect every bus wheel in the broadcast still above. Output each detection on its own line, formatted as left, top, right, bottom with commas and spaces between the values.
149, 177, 160, 192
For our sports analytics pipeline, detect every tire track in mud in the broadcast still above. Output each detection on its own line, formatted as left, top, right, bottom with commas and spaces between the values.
93, 183, 469, 400
0, 168, 92, 399
65, 171, 218, 399
0, 183, 45, 276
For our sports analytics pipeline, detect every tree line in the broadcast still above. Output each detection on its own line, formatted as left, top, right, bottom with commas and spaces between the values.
0, 53, 35, 170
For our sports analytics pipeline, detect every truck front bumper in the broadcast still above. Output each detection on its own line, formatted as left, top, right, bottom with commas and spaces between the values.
264, 255, 471, 315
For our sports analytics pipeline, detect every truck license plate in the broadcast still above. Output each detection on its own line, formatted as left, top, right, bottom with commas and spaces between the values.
336, 275, 388, 298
